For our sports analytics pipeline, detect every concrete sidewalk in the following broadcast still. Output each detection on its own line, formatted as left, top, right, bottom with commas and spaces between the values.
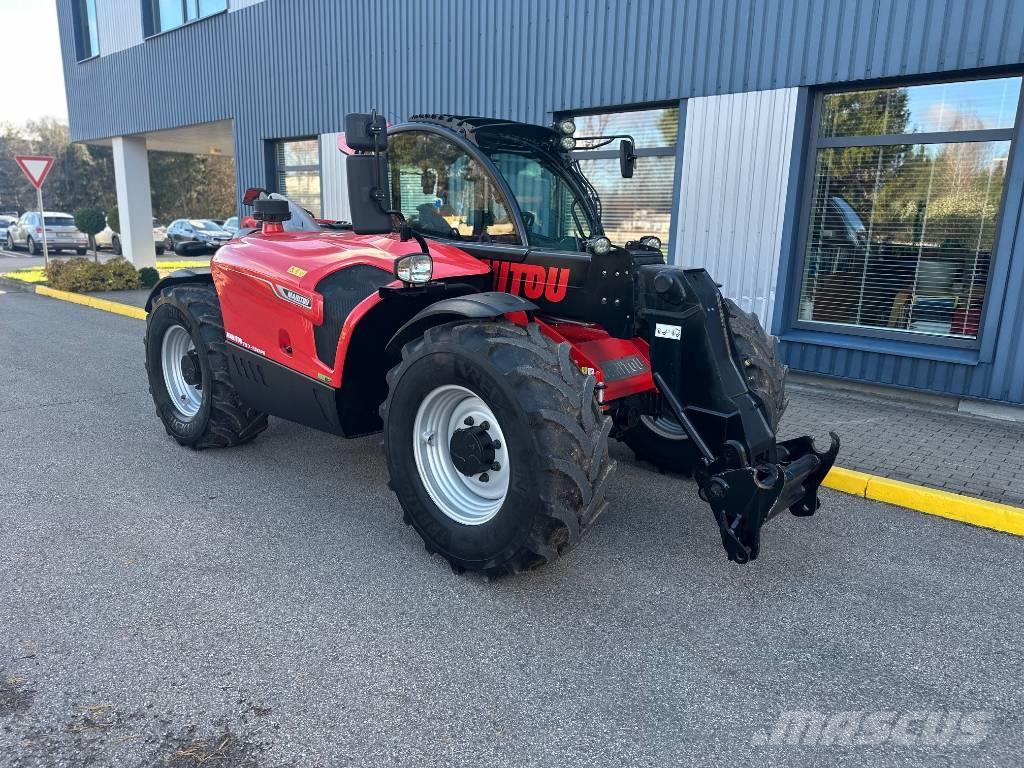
781, 382, 1024, 508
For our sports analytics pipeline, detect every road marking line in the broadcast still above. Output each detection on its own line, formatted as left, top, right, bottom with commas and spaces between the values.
823, 467, 1024, 537
34, 285, 147, 320
16, 275, 1024, 538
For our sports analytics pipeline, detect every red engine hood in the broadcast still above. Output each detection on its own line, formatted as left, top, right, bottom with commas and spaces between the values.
212, 230, 489, 291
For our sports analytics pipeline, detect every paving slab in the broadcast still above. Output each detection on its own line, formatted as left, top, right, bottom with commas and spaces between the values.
781, 383, 1024, 508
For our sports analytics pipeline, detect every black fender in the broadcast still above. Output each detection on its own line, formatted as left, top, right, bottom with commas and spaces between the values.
144, 268, 213, 312
385, 291, 537, 355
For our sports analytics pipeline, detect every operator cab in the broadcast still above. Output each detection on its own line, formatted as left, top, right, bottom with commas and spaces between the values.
388, 115, 616, 255
344, 113, 657, 337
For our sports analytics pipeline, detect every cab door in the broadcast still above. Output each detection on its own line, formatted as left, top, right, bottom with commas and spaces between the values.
387, 128, 590, 316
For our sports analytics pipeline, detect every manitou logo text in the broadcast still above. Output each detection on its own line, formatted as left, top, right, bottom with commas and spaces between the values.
489, 260, 570, 303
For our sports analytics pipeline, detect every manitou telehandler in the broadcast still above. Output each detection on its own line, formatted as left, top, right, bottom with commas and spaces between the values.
144, 112, 839, 575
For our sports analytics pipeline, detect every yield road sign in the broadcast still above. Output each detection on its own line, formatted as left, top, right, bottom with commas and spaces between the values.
14, 155, 56, 266
14, 155, 55, 190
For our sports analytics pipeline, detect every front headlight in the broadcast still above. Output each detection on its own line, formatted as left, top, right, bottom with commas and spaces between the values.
394, 253, 432, 285
586, 236, 611, 255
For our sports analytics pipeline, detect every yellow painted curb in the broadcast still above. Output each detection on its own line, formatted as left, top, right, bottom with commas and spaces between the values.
821, 466, 873, 497
35, 285, 147, 321
823, 465, 1024, 537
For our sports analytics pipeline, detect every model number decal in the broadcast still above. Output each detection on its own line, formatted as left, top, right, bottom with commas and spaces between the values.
226, 332, 266, 356
655, 323, 682, 340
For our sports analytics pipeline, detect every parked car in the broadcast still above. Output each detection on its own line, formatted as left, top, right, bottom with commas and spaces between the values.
6, 211, 87, 255
164, 219, 232, 255
0, 215, 17, 245
221, 216, 240, 234
95, 217, 167, 256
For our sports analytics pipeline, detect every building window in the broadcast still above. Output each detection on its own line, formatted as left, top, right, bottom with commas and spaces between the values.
566, 105, 679, 250
146, 0, 227, 35
796, 76, 1022, 342
74, 0, 100, 60
276, 138, 322, 218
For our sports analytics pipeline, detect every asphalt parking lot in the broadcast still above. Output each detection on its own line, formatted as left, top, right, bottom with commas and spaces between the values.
1, 289, 1022, 767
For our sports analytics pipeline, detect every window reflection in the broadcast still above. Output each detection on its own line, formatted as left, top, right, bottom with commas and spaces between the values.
799, 77, 1021, 341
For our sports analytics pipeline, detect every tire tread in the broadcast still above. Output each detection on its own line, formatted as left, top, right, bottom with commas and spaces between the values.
381, 321, 615, 576
145, 284, 268, 449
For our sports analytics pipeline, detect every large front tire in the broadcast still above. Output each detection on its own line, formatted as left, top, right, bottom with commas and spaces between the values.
145, 283, 268, 448
620, 298, 788, 475
382, 321, 614, 576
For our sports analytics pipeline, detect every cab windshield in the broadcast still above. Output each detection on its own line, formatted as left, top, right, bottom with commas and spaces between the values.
482, 145, 598, 250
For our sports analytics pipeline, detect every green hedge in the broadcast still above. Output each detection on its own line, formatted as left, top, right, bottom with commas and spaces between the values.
138, 266, 160, 288
45, 257, 142, 292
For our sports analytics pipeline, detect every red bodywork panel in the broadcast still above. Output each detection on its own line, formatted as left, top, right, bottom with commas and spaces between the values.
539, 321, 654, 404
212, 228, 655, 403
212, 230, 489, 386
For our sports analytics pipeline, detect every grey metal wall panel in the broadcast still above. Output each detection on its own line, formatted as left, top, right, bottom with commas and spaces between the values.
54, 0, 1024, 404
676, 87, 798, 329
58, 0, 1024, 145
96, 0, 144, 56
319, 132, 350, 222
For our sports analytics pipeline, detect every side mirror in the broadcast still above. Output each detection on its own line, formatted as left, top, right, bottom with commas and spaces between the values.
344, 112, 388, 152
619, 139, 636, 178
345, 111, 393, 235
347, 154, 393, 235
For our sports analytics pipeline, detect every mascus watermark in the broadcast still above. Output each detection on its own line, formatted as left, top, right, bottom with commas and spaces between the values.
752, 710, 995, 747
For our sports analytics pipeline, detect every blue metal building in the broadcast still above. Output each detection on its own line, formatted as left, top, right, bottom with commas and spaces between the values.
56, 0, 1024, 407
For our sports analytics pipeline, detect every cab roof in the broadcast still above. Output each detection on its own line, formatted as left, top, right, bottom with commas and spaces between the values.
409, 114, 561, 148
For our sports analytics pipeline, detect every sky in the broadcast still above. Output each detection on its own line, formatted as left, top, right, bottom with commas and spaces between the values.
0, 0, 69, 124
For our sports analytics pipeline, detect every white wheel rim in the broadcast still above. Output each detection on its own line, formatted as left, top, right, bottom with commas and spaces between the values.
161, 324, 202, 419
413, 385, 510, 525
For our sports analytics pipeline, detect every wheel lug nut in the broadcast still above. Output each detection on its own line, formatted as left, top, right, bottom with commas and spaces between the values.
480, 421, 490, 430
491, 439, 501, 450
491, 462, 501, 471
479, 472, 490, 482
464, 416, 474, 426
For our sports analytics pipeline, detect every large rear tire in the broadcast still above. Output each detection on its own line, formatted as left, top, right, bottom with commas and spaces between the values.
381, 321, 614, 576
145, 283, 268, 448
621, 298, 787, 474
